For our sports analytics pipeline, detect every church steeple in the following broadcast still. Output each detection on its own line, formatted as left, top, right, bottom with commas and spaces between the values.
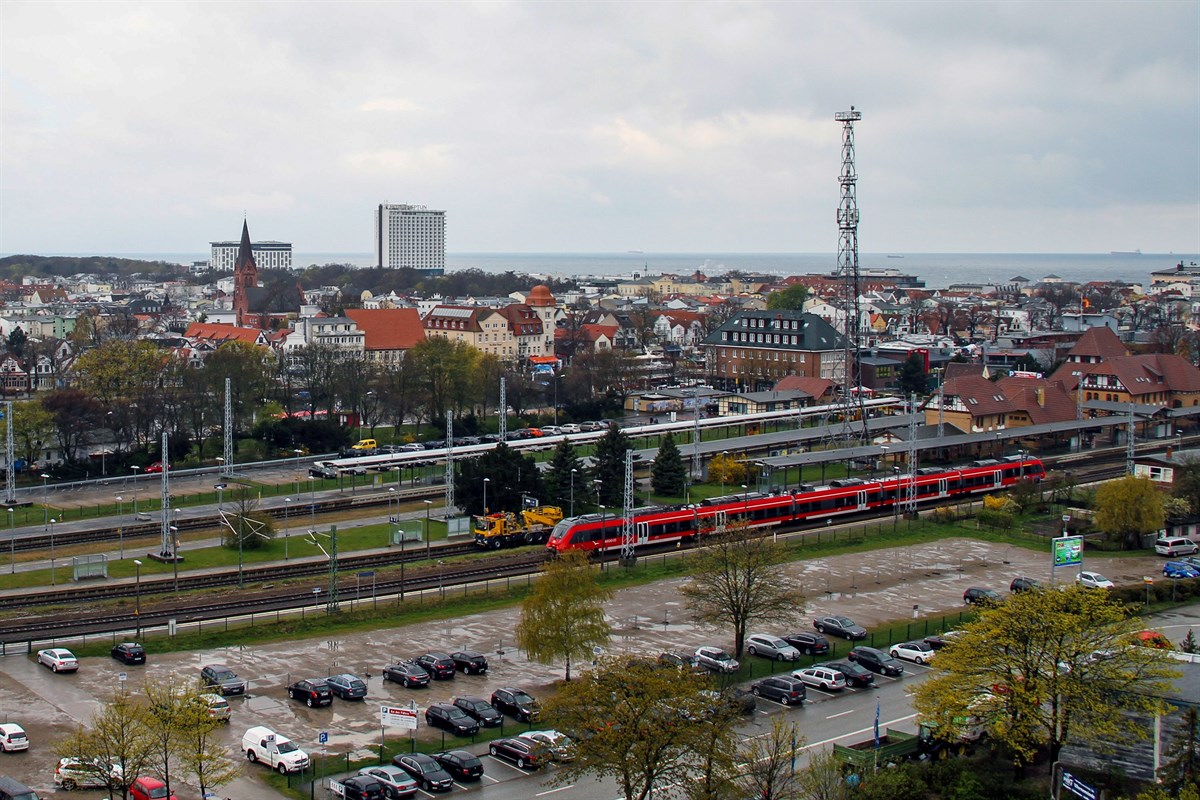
233, 219, 259, 326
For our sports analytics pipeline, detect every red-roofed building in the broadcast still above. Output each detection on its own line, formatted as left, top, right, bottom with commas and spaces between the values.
183, 322, 271, 347
926, 374, 1078, 433
345, 308, 425, 366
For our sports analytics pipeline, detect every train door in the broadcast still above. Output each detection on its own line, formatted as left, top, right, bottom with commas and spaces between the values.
715, 510, 727, 532
938, 478, 948, 498
857, 490, 868, 511
636, 521, 650, 544
992, 470, 1002, 489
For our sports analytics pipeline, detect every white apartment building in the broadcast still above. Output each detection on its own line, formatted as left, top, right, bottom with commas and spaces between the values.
209, 240, 293, 271
374, 203, 445, 274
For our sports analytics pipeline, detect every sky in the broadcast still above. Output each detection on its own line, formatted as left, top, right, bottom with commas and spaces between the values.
1, 1, 1198, 256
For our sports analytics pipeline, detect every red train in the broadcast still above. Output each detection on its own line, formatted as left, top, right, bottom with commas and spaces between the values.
546, 456, 1045, 555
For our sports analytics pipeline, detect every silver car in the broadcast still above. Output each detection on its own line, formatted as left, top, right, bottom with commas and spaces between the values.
745, 634, 801, 662
695, 646, 740, 673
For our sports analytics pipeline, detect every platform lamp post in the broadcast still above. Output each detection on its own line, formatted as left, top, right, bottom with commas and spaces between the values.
437, 559, 445, 600
115, 495, 125, 558
284, 497, 291, 561
482, 477, 490, 515
48, 517, 56, 585
570, 468, 577, 518
131, 465, 140, 517
892, 467, 901, 531
7, 507, 13, 574
133, 559, 142, 638
41, 473, 49, 531
425, 497, 435, 561
741, 485, 749, 523
169, 524, 180, 592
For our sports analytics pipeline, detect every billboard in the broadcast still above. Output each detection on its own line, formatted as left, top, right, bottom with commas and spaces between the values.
380, 704, 418, 730
1053, 536, 1083, 568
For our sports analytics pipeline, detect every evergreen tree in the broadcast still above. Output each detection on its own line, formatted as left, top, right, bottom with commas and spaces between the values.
1160, 706, 1200, 794
454, 443, 544, 515
896, 353, 928, 396
1183, 629, 1199, 654
651, 432, 687, 498
592, 422, 632, 507
543, 439, 589, 514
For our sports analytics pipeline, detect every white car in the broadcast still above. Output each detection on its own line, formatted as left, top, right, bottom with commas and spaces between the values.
791, 666, 847, 691
889, 641, 935, 665
54, 757, 123, 790
0, 722, 28, 752
37, 647, 78, 673
694, 646, 740, 673
558, 424, 581, 434
1077, 571, 1115, 589
519, 729, 577, 761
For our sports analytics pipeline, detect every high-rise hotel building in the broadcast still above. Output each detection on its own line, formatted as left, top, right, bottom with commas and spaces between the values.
374, 203, 446, 275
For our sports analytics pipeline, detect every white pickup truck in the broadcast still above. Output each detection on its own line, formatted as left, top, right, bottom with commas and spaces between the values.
241, 726, 310, 774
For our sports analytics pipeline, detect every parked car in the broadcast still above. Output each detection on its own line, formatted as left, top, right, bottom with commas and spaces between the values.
0, 776, 39, 800
658, 650, 706, 673
783, 631, 830, 655
200, 664, 246, 695
325, 673, 368, 700
559, 424, 582, 434
336, 775, 385, 800
382, 661, 430, 688
889, 641, 935, 664
1156, 537, 1200, 557
963, 587, 1003, 605
415, 652, 456, 680
450, 650, 489, 675
430, 750, 485, 781
792, 666, 847, 692
54, 757, 123, 790
111, 642, 146, 665
453, 696, 503, 727
198, 693, 231, 722
424, 703, 480, 737
129, 776, 177, 800
143, 462, 164, 473
358, 765, 418, 799
37, 647, 78, 673
309, 462, 338, 479
287, 678, 333, 707
750, 676, 807, 705
391, 753, 453, 793
813, 615, 867, 640
818, 659, 875, 688
488, 737, 548, 769
694, 646, 740, 673
707, 687, 758, 716
1077, 571, 1115, 589
0, 723, 28, 752
848, 646, 905, 676
1164, 561, 1200, 579
519, 730, 577, 761
491, 687, 541, 722
745, 633, 802, 661
1009, 576, 1043, 593
922, 631, 962, 650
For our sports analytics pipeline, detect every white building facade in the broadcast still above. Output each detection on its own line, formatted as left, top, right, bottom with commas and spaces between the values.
209, 240, 293, 271
374, 203, 446, 274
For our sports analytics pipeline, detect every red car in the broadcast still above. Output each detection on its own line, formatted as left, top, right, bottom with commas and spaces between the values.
130, 776, 177, 800
143, 463, 164, 474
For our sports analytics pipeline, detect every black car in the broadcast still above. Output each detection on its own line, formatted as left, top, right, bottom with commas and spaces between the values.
450, 650, 489, 675
383, 661, 430, 688
326, 673, 368, 700
964, 587, 1003, 605
783, 631, 830, 655
848, 646, 904, 677
488, 737, 548, 769
111, 642, 146, 665
425, 703, 480, 737
287, 678, 333, 707
431, 750, 484, 781
200, 664, 246, 695
1010, 576, 1043, 593
923, 631, 961, 650
813, 615, 868, 640
491, 687, 541, 722
750, 676, 807, 705
453, 696, 503, 727
392, 753, 453, 793
339, 775, 385, 800
819, 659, 875, 688
415, 652, 456, 680
658, 651, 707, 673
309, 463, 337, 479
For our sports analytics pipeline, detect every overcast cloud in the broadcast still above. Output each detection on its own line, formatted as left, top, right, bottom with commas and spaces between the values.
2, 0, 1197, 255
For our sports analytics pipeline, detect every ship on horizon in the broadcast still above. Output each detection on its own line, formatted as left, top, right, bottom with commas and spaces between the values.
1111, 249, 1143, 255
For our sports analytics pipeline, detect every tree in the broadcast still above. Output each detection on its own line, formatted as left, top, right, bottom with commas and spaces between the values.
1094, 476, 1165, 550
911, 584, 1178, 770
12, 399, 55, 467
650, 432, 687, 498
1160, 706, 1200, 794
708, 452, 747, 487
794, 749, 851, 800
515, 550, 612, 681
141, 676, 196, 797
592, 422, 633, 507
542, 440, 589, 513
70, 339, 167, 451
55, 690, 153, 800
896, 353, 928, 397
1183, 629, 1199, 654
766, 284, 810, 311
41, 388, 104, 463
543, 657, 735, 800
736, 717, 807, 800
454, 443, 543, 515
679, 523, 806, 658
1173, 457, 1200, 514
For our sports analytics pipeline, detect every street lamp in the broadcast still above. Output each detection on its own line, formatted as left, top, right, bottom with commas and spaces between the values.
6, 507, 13, 575
741, 484, 749, 523
133, 559, 143, 638
48, 517, 56, 585
115, 495, 125, 558
40, 473, 49, 531
284, 497, 291, 561
293, 449, 304, 493
570, 468, 577, 518
169, 523, 180, 592
437, 559, 445, 599
131, 466, 140, 517
482, 477, 491, 514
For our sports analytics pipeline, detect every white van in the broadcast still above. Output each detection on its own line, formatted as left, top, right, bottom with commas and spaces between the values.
241, 726, 310, 774
1155, 537, 1199, 557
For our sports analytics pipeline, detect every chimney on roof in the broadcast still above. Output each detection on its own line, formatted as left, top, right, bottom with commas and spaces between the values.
1036, 387, 1045, 407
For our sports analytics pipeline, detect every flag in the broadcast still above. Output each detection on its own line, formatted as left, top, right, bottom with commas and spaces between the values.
874, 699, 880, 748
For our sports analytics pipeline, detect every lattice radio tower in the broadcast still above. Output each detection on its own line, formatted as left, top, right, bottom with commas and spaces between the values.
831, 106, 868, 443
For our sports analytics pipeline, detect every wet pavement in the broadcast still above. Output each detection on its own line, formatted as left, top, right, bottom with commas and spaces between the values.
0, 536, 1164, 798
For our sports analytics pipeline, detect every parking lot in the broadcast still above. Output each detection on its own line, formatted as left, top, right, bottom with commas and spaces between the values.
0, 537, 1165, 798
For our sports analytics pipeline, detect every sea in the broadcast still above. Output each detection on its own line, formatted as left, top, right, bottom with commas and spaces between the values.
13, 251, 1200, 290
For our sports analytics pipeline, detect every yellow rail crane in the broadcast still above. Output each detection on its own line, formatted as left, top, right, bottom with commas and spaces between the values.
473, 503, 564, 549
